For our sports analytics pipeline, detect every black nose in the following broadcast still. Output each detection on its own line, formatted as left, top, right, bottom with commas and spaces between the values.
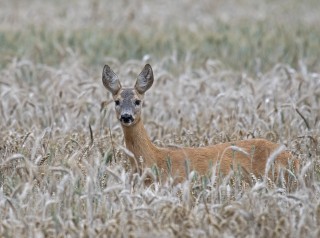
120, 114, 133, 123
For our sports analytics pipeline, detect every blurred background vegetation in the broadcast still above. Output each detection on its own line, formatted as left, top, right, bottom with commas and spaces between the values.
1, 0, 320, 74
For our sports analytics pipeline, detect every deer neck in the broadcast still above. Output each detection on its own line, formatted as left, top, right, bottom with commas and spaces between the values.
122, 118, 158, 168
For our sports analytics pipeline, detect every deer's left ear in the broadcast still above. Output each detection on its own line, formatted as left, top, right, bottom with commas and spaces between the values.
102, 65, 122, 95
135, 64, 154, 94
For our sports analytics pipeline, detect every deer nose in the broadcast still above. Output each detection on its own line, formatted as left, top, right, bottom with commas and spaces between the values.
120, 114, 134, 123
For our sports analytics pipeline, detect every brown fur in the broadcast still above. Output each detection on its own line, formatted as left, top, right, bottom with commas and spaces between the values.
122, 117, 298, 183
102, 64, 299, 184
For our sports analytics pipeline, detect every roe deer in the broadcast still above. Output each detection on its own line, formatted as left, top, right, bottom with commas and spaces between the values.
102, 64, 298, 183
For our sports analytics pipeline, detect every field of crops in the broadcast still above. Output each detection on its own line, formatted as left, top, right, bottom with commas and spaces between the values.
1, 0, 320, 237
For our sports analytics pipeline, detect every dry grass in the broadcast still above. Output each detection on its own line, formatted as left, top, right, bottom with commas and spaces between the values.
0, 0, 320, 237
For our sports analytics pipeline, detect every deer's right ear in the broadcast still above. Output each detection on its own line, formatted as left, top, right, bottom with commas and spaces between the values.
135, 64, 154, 94
102, 65, 121, 95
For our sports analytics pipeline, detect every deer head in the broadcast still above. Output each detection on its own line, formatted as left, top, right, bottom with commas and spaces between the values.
102, 64, 154, 126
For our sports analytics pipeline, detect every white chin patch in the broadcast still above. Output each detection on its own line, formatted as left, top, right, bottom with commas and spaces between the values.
121, 121, 133, 126
119, 118, 134, 126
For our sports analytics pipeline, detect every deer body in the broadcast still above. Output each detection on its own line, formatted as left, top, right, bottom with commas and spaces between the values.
102, 64, 297, 183
122, 116, 293, 182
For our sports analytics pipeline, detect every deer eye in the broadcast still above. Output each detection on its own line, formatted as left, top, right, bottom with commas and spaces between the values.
135, 100, 141, 106
115, 100, 120, 106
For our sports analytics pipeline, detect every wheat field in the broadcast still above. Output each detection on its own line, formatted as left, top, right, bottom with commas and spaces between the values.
0, 0, 320, 237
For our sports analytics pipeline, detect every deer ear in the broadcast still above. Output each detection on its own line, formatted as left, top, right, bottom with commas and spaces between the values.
102, 65, 121, 95
135, 64, 154, 94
